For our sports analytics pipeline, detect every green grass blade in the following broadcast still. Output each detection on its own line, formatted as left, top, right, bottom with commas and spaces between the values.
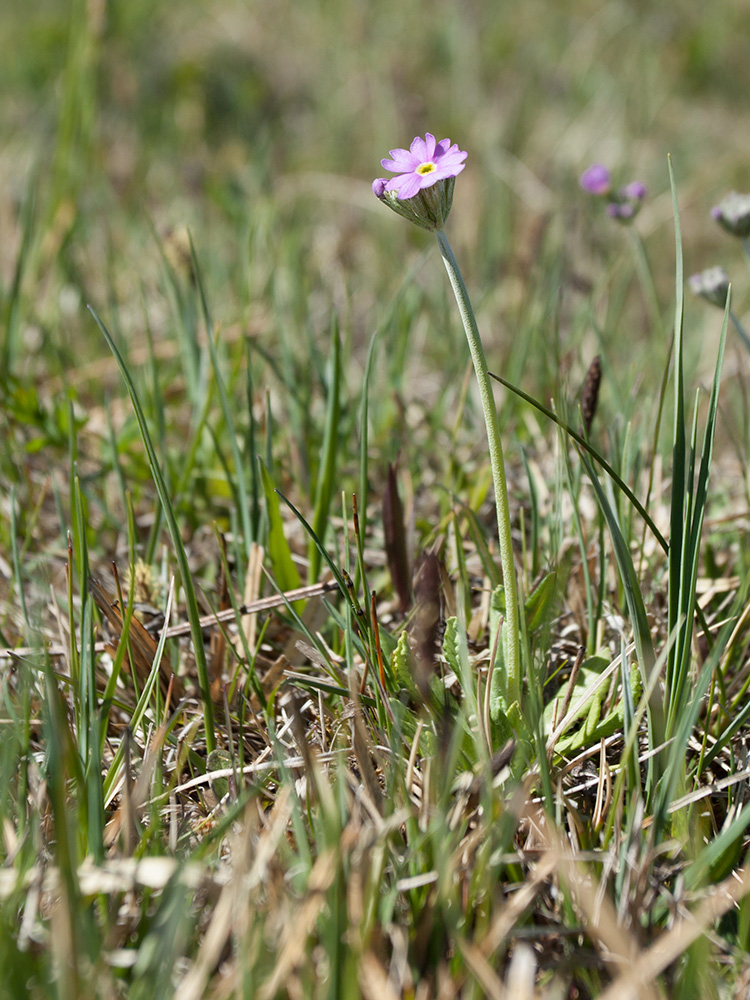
683, 799, 750, 892
153, 223, 202, 403
245, 346, 261, 542
666, 155, 687, 710
358, 328, 380, 538
258, 457, 302, 596
577, 448, 665, 759
309, 319, 342, 583
9, 486, 31, 634
189, 233, 254, 561
89, 305, 216, 752
2, 175, 36, 375
685, 289, 729, 589
653, 612, 736, 841
488, 370, 667, 553
665, 171, 729, 737
102, 579, 176, 803
276, 489, 354, 621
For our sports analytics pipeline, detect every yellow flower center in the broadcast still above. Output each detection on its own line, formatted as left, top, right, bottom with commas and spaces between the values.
417, 161, 436, 176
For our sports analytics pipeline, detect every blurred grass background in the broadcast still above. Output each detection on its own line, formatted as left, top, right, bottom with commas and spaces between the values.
4, 0, 750, 384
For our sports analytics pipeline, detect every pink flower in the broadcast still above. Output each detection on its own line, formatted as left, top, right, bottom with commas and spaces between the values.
579, 164, 611, 196
373, 133, 467, 231
621, 181, 647, 201
580, 165, 647, 225
379, 133, 467, 201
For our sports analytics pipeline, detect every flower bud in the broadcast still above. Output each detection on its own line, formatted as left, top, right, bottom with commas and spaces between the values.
579, 164, 611, 196
711, 192, 750, 238
688, 266, 730, 308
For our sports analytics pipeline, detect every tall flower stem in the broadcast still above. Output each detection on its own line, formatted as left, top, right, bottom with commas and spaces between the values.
435, 228, 521, 706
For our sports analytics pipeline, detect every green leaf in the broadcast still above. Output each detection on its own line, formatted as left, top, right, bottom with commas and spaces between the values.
258, 457, 302, 597
524, 570, 559, 635
443, 617, 461, 674
391, 629, 416, 694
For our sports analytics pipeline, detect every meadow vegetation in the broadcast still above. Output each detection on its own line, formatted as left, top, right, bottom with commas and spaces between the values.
3, 1, 750, 996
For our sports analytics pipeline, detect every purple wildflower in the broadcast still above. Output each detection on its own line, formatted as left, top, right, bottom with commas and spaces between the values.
580, 163, 647, 223
607, 202, 635, 219
621, 180, 647, 201
374, 132, 467, 231
380, 133, 467, 200
579, 164, 612, 196
606, 182, 646, 222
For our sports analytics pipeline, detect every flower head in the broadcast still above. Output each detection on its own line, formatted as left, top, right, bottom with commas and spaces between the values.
607, 201, 635, 220
688, 266, 730, 308
711, 192, 750, 238
621, 180, 647, 201
380, 134, 467, 199
606, 182, 647, 222
579, 164, 611, 196
373, 132, 467, 231
580, 164, 647, 224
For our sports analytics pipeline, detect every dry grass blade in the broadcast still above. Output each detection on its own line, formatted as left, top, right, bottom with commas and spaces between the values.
383, 461, 411, 613
258, 849, 338, 1000
411, 550, 443, 700
598, 864, 750, 1000
480, 852, 559, 957
179, 880, 238, 1000
0, 857, 214, 901
0, 580, 337, 660
504, 944, 538, 1000
457, 939, 506, 1000
358, 953, 403, 1000
525, 803, 660, 999
88, 576, 161, 690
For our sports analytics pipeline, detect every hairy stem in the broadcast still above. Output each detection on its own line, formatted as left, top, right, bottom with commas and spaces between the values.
436, 228, 521, 706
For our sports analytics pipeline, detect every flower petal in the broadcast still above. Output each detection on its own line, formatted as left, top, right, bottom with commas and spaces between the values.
381, 150, 419, 172
413, 172, 441, 189
436, 150, 467, 171
422, 133, 437, 159
434, 161, 466, 180
409, 135, 428, 160
386, 173, 423, 200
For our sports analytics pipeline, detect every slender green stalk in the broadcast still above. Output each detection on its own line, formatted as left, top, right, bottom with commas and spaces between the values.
730, 309, 750, 353
435, 228, 520, 706
627, 227, 664, 340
